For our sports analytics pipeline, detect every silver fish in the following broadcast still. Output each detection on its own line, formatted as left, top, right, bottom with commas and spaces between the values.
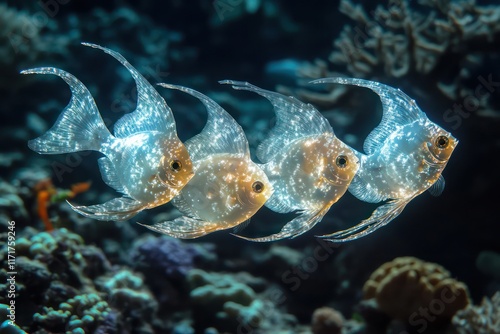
312, 77, 458, 242
221, 80, 360, 242
25, 43, 194, 221
138, 84, 273, 238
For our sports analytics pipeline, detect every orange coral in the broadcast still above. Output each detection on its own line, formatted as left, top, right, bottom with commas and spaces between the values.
363, 257, 469, 324
34, 179, 91, 231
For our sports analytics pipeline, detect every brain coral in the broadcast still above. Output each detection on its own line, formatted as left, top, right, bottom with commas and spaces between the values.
363, 257, 469, 322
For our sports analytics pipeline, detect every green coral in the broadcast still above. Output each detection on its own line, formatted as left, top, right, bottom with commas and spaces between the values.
188, 269, 266, 331
96, 269, 158, 323
33, 293, 110, 333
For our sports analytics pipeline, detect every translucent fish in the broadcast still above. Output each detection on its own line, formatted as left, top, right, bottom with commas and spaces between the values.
312, 77, 458, 242
221, 80, 359, 242
25, 43, 194, 221
138, 84, 273, 238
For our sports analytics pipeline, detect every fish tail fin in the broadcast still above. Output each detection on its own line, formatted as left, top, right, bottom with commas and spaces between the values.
232, 208, 328, 242
23, 67, 111, 154
319, 198, 410, 242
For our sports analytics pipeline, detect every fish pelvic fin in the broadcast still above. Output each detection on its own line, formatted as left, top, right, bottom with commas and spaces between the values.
67, 197, 146, 221
23, 67, 111, 154
232, 207, 329, 242
138, 216, 220, 239
319, 197, 411, 242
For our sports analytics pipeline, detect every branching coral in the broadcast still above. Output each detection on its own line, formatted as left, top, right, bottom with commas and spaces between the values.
363, 257, 469, 324
452, 291, 500, 334
286, 0, 500, 119
33, 293, 111, 333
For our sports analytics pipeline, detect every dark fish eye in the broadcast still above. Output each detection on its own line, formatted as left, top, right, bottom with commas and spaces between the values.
170, 159, 182, 172
336, 155, 348, 168
252, 181, 264, 193
435, 135, 449, 149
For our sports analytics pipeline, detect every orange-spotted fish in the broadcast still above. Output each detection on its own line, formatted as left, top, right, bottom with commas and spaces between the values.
312, 77, 458, 242
25, 43, 194, 221
138, 84, 273, 238
221, 80, 359, 242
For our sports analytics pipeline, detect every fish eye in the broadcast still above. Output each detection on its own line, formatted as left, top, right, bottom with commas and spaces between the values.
252, 181, 264, 193
435, 135, 449, 149
169, 159, 182, 172
336, 155, 348, 168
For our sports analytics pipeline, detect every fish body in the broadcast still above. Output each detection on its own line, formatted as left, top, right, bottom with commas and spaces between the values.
221, 80, 359, 242
139, 84, 272, 239
265, 133, 356, 211
312, 77, 458, 242
25, 43, 193, 221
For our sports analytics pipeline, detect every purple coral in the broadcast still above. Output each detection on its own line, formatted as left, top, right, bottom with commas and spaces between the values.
131, 236, 202, 280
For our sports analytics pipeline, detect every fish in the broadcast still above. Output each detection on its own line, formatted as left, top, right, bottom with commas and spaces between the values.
25, 43, 194, 221
138, 84, 273, 238
311, 77, 458, 242
220, 80, 360, 242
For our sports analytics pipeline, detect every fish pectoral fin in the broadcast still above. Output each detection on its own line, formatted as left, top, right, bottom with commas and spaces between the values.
138, 216, 220, 239
319, 198, 410, 242
428, 175, 445, 197
232, 208, 328, 242
67, 197, 146, 221
233, 218, 251, 234
98, 157, 129, 196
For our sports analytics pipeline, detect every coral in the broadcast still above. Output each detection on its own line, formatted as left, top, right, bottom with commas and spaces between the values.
0, 4, 68, 90
33, 293, 111, 333
131, 235, 206, 280
452, 291, 500, 334
0, 304, 27, 334
363, 257, 470, 323
187, 269, 266, 331
311, 306, 344, 334
96, 268, 158, 326
285, 0, 500, 120
0, 227, 163, 333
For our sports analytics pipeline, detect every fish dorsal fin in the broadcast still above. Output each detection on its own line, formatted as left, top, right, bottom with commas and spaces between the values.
311, 77, 426, 155
157, 83, 249, 162
82, 43, 176, 138
220, 80, 333, 163
428, 175, 445, 196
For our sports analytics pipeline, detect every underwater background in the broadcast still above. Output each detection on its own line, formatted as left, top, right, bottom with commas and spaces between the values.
0, 0, 499, 333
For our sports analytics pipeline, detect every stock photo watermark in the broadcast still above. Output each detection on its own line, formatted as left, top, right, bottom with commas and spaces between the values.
8, 0, 71, 54
406, 286, 464, 333
236, 238, 340, 333
443, 74, 500, 130
4, 221, 17, 328
337, 0, 403, 64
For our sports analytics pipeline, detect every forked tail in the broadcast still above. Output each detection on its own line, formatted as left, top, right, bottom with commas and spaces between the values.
23, 67, 111, 154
